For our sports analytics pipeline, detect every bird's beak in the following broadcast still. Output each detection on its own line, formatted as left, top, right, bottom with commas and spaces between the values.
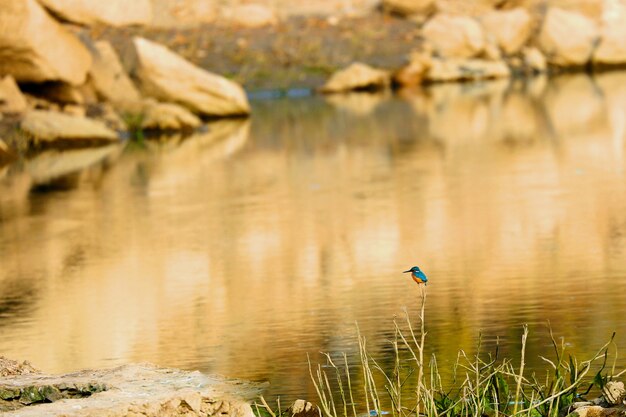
403, 269, 411, 273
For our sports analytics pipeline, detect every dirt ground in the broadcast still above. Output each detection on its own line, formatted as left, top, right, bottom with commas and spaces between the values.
94, 13, 421, 91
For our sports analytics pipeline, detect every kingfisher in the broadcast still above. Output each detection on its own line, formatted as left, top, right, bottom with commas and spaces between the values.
403, 266, 428, 285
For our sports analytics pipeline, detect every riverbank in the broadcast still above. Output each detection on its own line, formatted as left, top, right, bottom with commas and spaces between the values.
2, 0, 626, 158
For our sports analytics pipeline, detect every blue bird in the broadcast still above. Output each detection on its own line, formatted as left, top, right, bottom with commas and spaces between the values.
403, 266, 428, 285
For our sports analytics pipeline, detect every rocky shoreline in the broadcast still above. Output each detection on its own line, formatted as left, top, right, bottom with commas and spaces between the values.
2, 0, 626, 160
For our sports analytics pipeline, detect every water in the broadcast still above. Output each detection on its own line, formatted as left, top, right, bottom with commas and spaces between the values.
1, 73, 626, 404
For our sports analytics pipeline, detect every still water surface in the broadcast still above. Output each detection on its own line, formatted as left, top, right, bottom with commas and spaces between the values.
1, 73, 626, 403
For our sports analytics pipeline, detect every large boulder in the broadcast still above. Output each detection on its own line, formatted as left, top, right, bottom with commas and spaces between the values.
593, 4, 626, 65
320, 62, 391, 93
37, 0, 152, 26
480, 8, 533, 55
382, 0, 436, 16
394, 51, 433, 87
222, 4, 278, 28
538, 7, 599, 66
21, 110, 118, 143
88, 41, 141, 105
0, 0, 92, 85
0, 76, 28, 114
140, 100, 202, 131
422, 14, 485, 58
133, 37, 250, 117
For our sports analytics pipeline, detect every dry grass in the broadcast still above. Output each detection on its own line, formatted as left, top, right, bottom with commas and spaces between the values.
256, 286, 623, 417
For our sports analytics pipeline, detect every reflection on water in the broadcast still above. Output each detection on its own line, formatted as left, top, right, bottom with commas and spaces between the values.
1, 73, 626, 403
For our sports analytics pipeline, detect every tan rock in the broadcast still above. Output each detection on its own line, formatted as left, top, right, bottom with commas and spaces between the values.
0, 363, 260, 417
0, 0, 92, 85
0, 76, 27, 114
394, 51, 432, 87
382, 0, 436, 16
594, 7, 626, 65
141, 100, 202, 130
422, 14, 485, 58
223, 4, 278, 28
21, 110, 118, 143
89, 41, 141, 105
0, 138, 13, 161
435, 0, 501, 15
523, 47, 547, 72
425, 58, 511, 82
320, 62, 391, 93
539, 7, 599, 66
37, 0, 152, 26
133, 37, 250, 116
33, 82, 84, 105
480, 8, 533, 55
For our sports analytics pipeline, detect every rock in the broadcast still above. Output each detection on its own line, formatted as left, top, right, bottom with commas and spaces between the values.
88, 41, 141, 105
394, 51, 432, 87
286, 400, 320, 417
0, 138, 13, 162
480, 8, 533, 55
62, 104, 86, 117
435, 0, 501, 15
133, 37, 250, 117
25, 82, 84, 105
223, 4, 278, 28
602, 381, 626, 405
0, 76, 27, 114
594, 15, 626, 65
422, 14, 485, 58
425, 58, 511, 82
21, 110, 118, 143
141, 100, 202, 131
0, 357, 39, 377
382, 0, 437, 16
37, 0, 152, 26
320, 62, 391, 93
0, 0, 92, 85
523, 47, 547, 72
0, 363, 260, 416
539, 7, 599, 66
566, 405, 626, 417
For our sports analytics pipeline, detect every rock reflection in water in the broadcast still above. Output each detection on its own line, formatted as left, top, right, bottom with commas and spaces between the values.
0, 74, 626, 404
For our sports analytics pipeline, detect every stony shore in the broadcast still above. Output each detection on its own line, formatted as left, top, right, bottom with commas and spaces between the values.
2, 0, 626, 160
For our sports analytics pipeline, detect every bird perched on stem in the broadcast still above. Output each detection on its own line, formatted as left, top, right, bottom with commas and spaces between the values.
403, 266, 428, 285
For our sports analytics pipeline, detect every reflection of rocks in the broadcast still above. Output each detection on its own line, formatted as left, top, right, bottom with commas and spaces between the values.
133, 37, 250, 117
539, 8, 599, 66
0, 0, 92, 85
0, 363, 259, 416
21, 110, 119, 144
425, 58, 510, 82
37, 0, 152, 26
543, 75, 605, 136
422, 14, 485, 58
25, 143, 124, 186
320, 63, 391, 93
325, 91, 391, 116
